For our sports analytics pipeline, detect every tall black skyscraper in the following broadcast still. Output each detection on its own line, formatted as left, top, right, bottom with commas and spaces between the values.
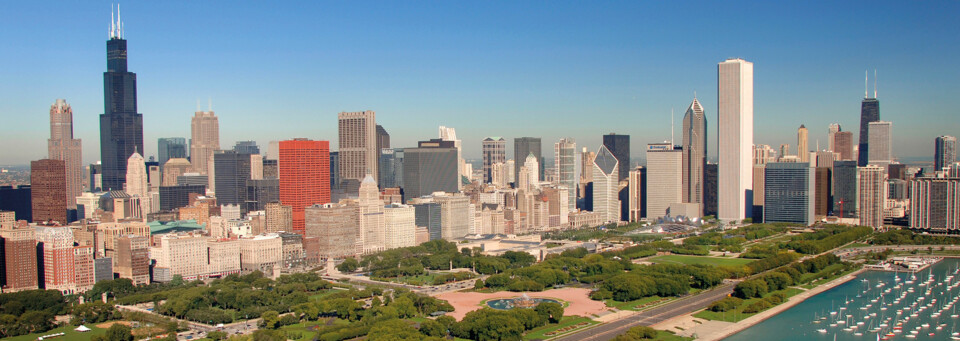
213, 150, 252, 209
858, 74, 880, 167
514, 137, 542, 182
603, 133, 630, 181
99, 9, 144, 191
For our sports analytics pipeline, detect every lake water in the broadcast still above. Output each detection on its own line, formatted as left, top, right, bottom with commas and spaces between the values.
726, 258, 960, 341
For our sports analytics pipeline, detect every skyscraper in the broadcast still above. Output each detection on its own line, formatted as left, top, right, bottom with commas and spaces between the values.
514, 137, 542, 183
868, 121, 893, 168
359, 175, 385, 253
0, 213, 39, 292
376, 125, 390, 151
554, 138, 577, 213
213, 150, 253, 208
718, 58, 754, 222
338, 111, 378, 183
190, 110, 220, 175
935, 135, 957, 172
627, 166, 646, 221
157, 137, 187, 167
858, 84, 880, 167
31, 159, 66, 224
763, 162, 815, 226
279, 139, 331, 235
797, 125, 809, 163
99, 9, 143, 191
48, 99, 82, 209
125, 151, 150, 218
858, 165, 886, 228
403, 140, 459, 199
482, 137, 506, 184
591, 146, 619, 223
438, 126, 465, 185
682, 98, 706, 210
827, 123, 841, 153
646, 143, 683, 219
834, 131, 855, 161
233, 141, 260, 155
603, 133, 631, 181
833, 160, 858, 218
910, 177, 960, 231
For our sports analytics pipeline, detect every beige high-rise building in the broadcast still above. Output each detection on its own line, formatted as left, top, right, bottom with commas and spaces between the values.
858, 165, 886, 228
798, 125, 809, 163
491, 162, 509, 188
338, 110, 377, 183
304, 203, 358, 260
868, 121, 893, 169
628, 166, 645, 222
827, 123, 841, 152
646, 143, 683, 219
718, 58, 754, 222
116, 235, 150, 285
753, 144, 777, 165
265, 202, 293, 233
384, 203, 416, 249
250, 154, 263, 180
592, 146, 620, 223
152, 233, 240, 281
359, 175, 385, 253
162, 158, 192, 186
190, 110, 220, 175
47, 99, 82, 208
435, 194, 472, 240
125, 151, 150, 218
239, 234, 282, 275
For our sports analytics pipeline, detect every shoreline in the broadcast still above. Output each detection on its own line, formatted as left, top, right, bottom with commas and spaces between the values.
689, 268, 866, 341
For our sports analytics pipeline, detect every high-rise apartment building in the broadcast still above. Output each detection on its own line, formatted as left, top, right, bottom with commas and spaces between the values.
718, 58, 754, 222
763, 162, 815, 226
827, 123, 841, 153
483, 137, 506, 184
682, 98, 706, 210
753, 144, 776, 165
797, 125, 809, 163
858, 165, 886, 228
31, 159, 67, 224
554, 138, 577, 213
265, 202, 293, 233
910, 177, 960, 231
868, 121, 893, 168
158, 137, 187, 167
99, 12, 143, 191
627, 167, 646, 221
35, 226, 79, 293
384, 203, 416, 249
592, 146, 619, 223
279, 139, 330, 235
935, 136, 957, 172
0, 214, 39, 292
514, 137, 542, 183
833, 161, 859, 218
190, 110, 220, 175
603, 133, 631, 181
646, 143, 683, 219
115, 235, 150, 285
48, 99, 82, 209
338, 111, 378, 183
834, 131, 855, 161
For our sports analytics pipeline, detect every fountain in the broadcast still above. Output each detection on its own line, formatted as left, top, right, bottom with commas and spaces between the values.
486, 294, 560, 310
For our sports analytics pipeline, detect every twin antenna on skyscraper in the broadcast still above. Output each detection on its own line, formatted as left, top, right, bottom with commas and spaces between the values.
865, 69, 878, 99
109, 4, 124, 39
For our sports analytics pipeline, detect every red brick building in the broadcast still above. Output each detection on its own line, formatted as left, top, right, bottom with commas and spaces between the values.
31, 159, 67, 224
279, 139, 330, 235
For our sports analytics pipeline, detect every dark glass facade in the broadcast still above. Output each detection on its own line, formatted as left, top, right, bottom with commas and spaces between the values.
603, 134, 631, 181
764, 162, 814, 225
0, 186, 32, 222
213, 151, 252, 209
703, 163, 718, 217
157, 137, 187, 167
159, 184, 206, 211
833, 161, 858, 218
514, 137, 542, 182
100, 37, 144, 191
403, 140, 458, 199
858, 98, 880, 167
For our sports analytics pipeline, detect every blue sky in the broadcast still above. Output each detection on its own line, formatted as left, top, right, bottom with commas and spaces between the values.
1, 1, 958, 166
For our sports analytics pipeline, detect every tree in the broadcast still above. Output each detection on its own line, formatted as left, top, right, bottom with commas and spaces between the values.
207, 331, 228, 340
368, 319, 424, 340
419, 319, 446, 337
259, 310, 280, 329
436, 315, 456, 330
613, 325, 658, 340
474, 279, 484, 290
337, 258, 360, 273
535, 302, 564, 324
104, 323, 134, 341
251, 329, 286, 341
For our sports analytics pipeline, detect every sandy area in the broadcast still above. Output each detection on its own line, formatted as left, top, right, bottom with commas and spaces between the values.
95, 321, 133, 329
436, 288, 608, 320
652, 314, 734, 339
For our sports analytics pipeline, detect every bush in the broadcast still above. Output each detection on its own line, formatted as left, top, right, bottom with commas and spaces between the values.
708, 297, 743, 312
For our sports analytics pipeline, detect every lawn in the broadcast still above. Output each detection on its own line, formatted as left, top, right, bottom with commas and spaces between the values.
6, 324, 108, 341
649, 254, 753, 267
605, 296, 670, 311
653, 330, 695, 341
693, 287, 804, 323
523, 316, 597, 340
372, 273, 439, 286
280, 318, 351, 341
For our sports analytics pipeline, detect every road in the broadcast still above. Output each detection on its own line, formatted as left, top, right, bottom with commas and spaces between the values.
555, 282, 737, 341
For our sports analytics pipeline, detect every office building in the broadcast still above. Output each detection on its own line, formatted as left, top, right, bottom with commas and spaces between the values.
438, 126, 466, 183
376, 124, 390, 150
279, 139, 330, 235
379, 148, 403, 189
31, 159, 67, 224
162, 158, 192, 186
555, 138, 577, 213
115, 235, 149, 285
213, 150, 252, 208
834, 131, 855, 161
89, 163, 102, 192
682, 98, 706, 210
833, 161, 858, 218
519, 153, 540, 191
483, 137, 506, 184
384, 203, 416, 249
413, 201, 442, 241
868, 121, 893, 168
359, 175, 385, 253
763, 163, 815, 226
0, 216, 39, 292
910, 177, 960, 231
435, 194, 472, 240
158, 137, 187, 167
718, 58, 754, 222
159, 184, 206, 211
514, 137, 542, 182
827, 123, 841, 153
239, 234, 282, 274
403, 140, 459, 199
245, 178, 279, 212
935, 136, 958, 172
233, 141, 259, 155
646, 143, 683, 219
704, 163, 718, 217
190, 110, 220, 175
627, 166, 646, 221
815, 167, 832, 218
99, 13, 144, 191
858, 86, 881, 167
48, 99, 82, 209
592, 146, 619, 223
305, 203, 358, 260
858, 165, 886, 228
338, 110, 378, 183
797, 125, 809, 163
603, 133, 631, 181
124, 151, 150, 217
753, 144, 776, 166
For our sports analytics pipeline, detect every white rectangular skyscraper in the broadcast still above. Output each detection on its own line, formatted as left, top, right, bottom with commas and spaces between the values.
868, 121, 893, 168
647, 143, 682, 219
718, 58, 754, 222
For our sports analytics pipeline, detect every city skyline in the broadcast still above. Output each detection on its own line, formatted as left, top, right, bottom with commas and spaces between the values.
2, 2, 959, 166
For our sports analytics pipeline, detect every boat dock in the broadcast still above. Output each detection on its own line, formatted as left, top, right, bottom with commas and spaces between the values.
864, 257, 943, 273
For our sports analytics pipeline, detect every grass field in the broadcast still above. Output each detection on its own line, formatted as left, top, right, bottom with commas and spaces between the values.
649, 255, 753, 267
6, 324, 108, 341
523, 316, 597, 340
653, 330, 695, 341
693, 288, 804, 323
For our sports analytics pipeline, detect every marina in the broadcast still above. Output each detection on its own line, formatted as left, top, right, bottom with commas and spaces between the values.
725, 258, 960, 340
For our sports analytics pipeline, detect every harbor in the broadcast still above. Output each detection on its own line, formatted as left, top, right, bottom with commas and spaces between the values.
864, 257, 944, 273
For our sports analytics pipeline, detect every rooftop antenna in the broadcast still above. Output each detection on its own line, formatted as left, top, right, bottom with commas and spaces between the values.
874, 69, 878, 98
110, 5, 114, 38
864, 70, 868, 98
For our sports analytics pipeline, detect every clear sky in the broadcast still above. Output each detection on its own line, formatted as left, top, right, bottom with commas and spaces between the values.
1, 1, 958, 166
